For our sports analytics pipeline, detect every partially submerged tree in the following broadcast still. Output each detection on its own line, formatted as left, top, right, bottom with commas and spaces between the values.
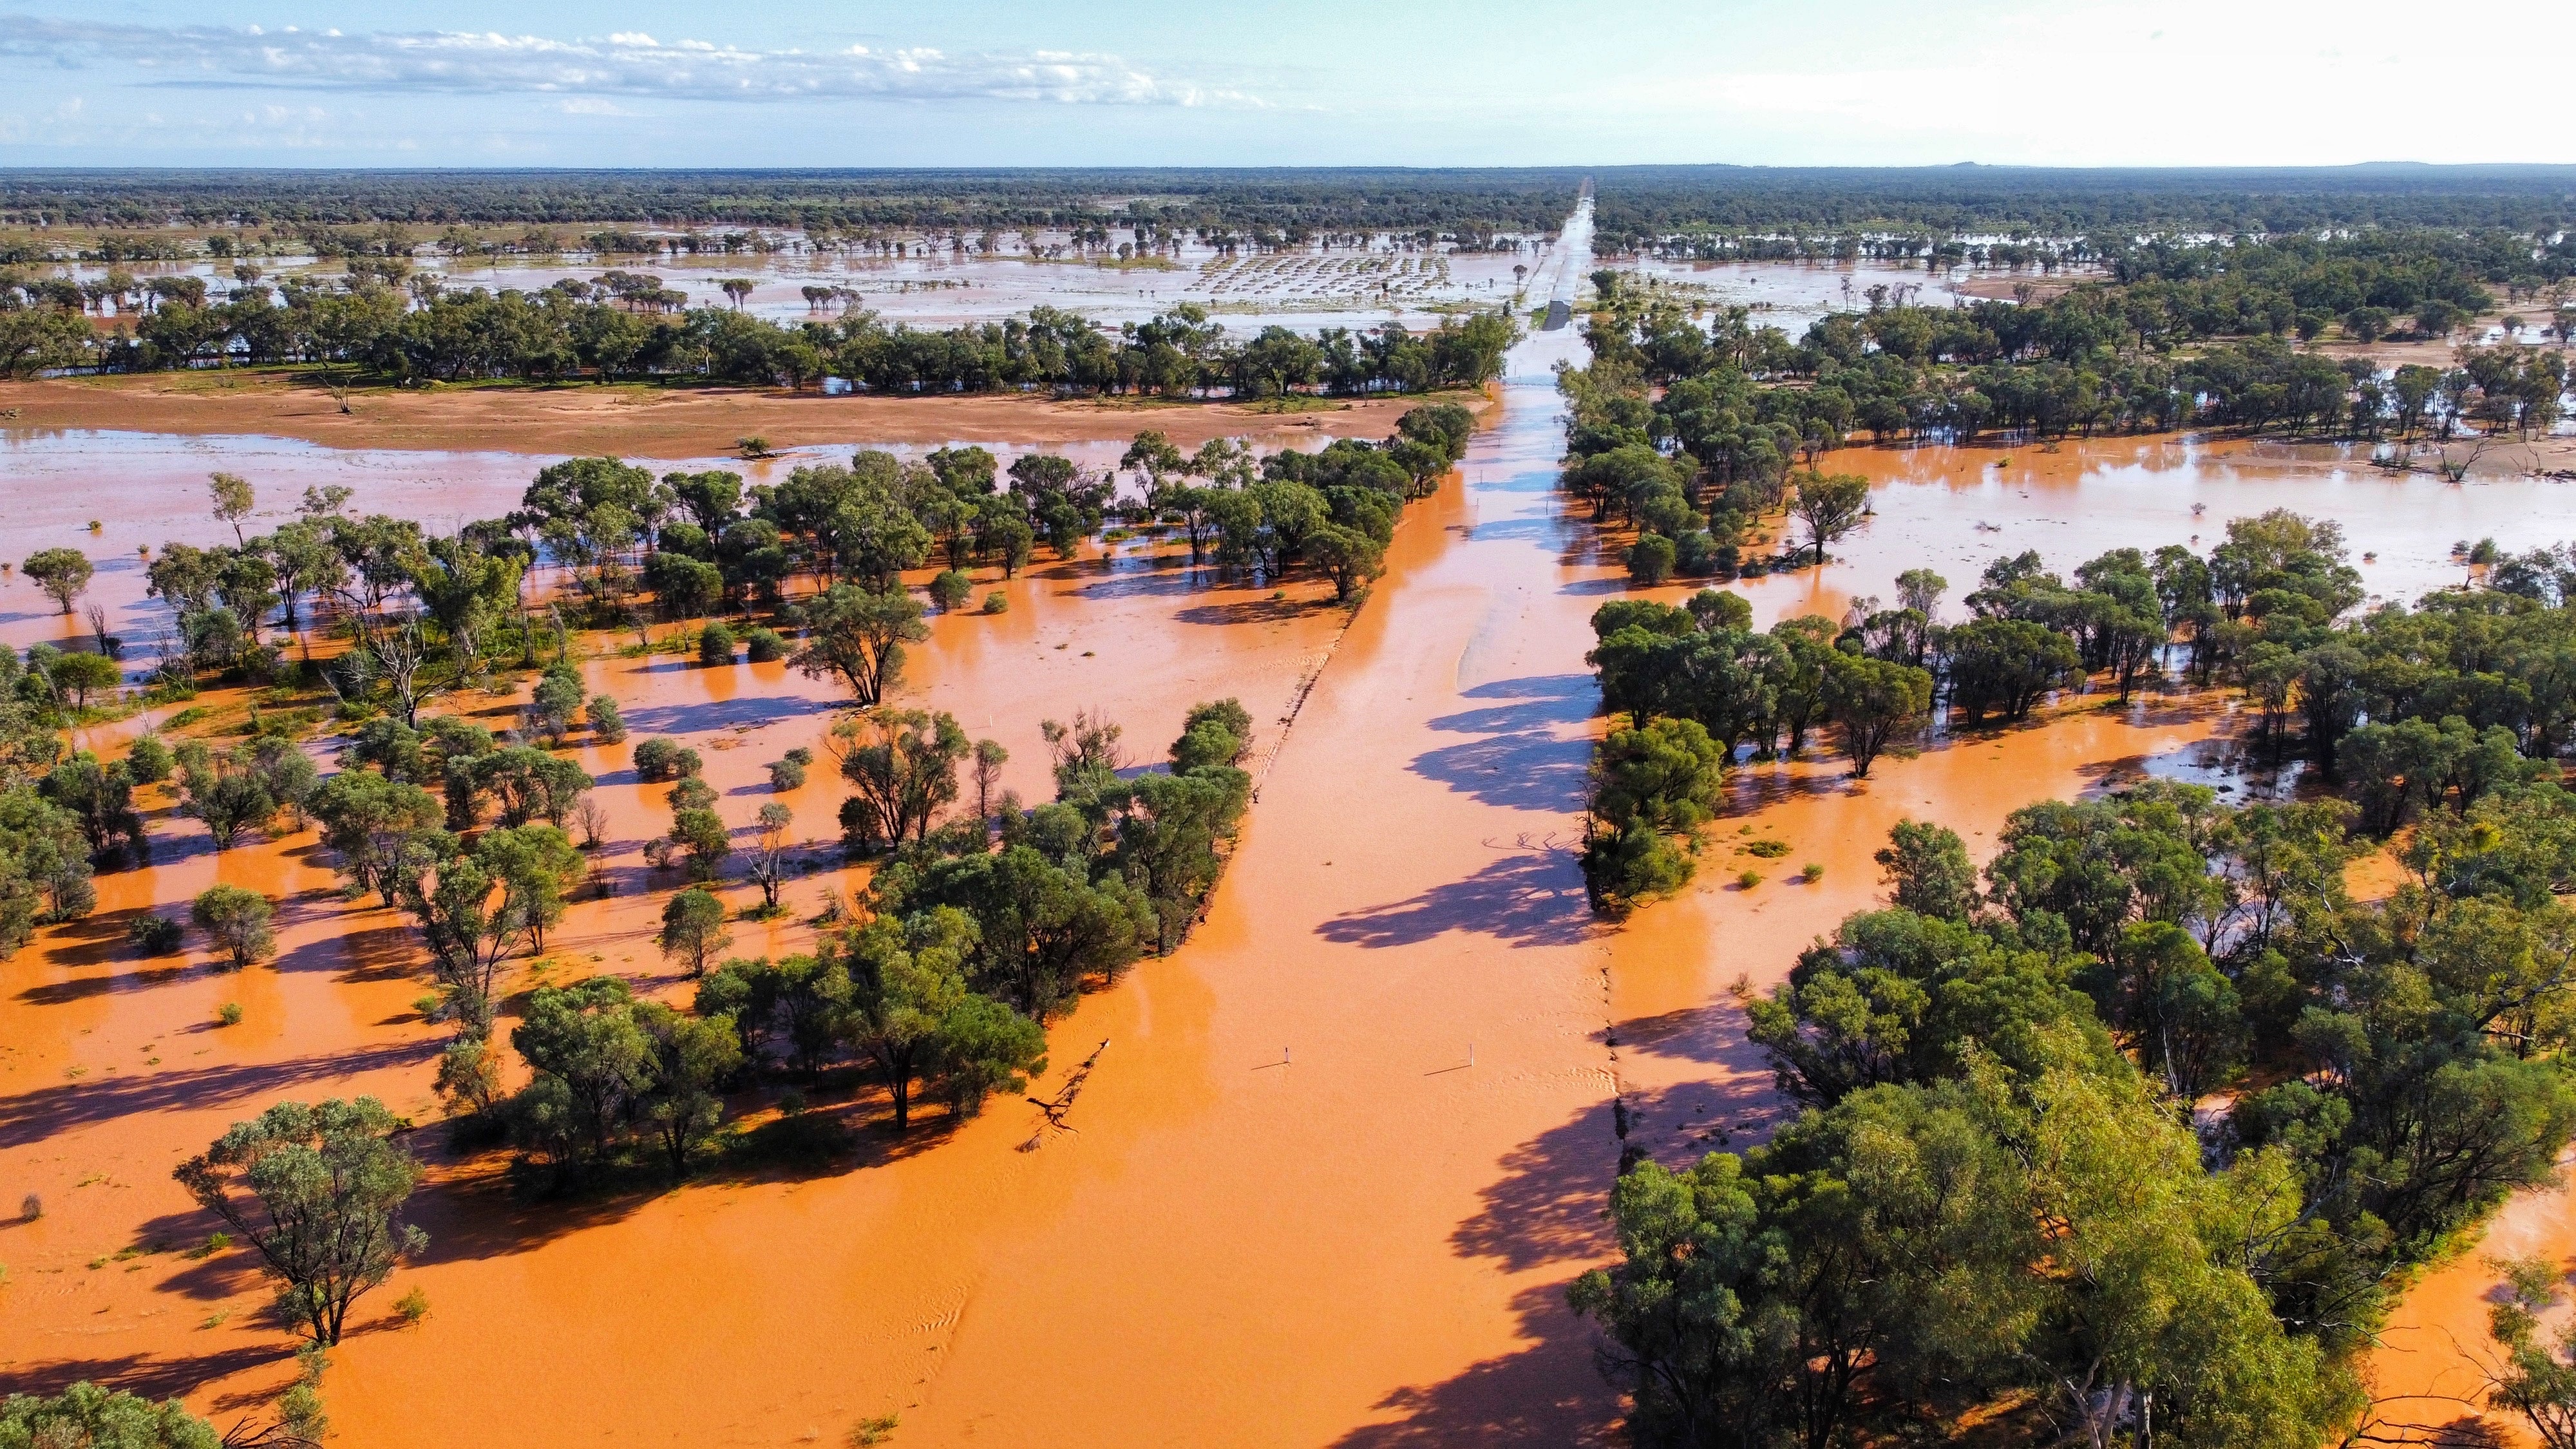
1789, 469, 1870, 566
791, 584, 927, 708
173, 1097, 426, 1347
834, 708, 969, 850
191, 884, 276, 969
657, 886, 731, 978
21, 547, 93, 615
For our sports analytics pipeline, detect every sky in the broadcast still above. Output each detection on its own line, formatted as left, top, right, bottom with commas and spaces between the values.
0, 0, 2567, 169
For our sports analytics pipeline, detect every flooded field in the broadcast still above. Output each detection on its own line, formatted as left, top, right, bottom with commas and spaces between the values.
43, 231, 1554, 336
5, 225, 2570, 1446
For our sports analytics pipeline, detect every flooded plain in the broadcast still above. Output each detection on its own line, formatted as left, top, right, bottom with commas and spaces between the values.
5, 236, 2575, 1445
43, 229, 1554, 336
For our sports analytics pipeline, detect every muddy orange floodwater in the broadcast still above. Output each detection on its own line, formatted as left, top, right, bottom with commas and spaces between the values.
5, 315, 2572, 1444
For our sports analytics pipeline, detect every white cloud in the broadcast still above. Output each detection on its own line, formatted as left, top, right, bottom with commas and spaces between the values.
0, 18, 1263, 108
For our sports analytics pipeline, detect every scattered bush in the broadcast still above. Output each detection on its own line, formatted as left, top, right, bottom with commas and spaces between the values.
393, 1287, 430, 1325
743, 627, 788, 663
129, 913, 184, 955
981, 591, 1009, 614
1626, 532, 1678, 585
632, 738, 701, 782
587, 695, 627, 744
698, 621, 737, 666
124, 734, 174, 784
769, 751, 809, 792
279, 1344, 328, 1442
0, 1383, 218, 1449
658, 887, 732, 977
1801, 862, 1825, 882
190, 886, 275, 970
20, 1193, 39, 1220
216, 1001, 243, 1027
1737, 869, 1763, 889
929, 570, 974, 611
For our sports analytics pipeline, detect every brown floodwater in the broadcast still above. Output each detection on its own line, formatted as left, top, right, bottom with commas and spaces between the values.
5, 271, 2571, 1443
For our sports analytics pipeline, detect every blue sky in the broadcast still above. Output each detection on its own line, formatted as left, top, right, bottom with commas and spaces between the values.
0, 0, 2564, 168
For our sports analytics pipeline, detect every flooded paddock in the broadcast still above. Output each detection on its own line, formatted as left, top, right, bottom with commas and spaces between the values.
3, 240, 2571, 1446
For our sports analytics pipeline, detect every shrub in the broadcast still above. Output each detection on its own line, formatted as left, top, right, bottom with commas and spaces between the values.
668, 810, 732, 880
191, 886, 275, 970
1737, 869, 1764, 889
698, 621, 737, 666
394, 1287, 430, 1325
743, 627, 788, 663
1581, 819, 1694, 913
769, 755, 808, 792
981, 591, 1009, 614
930, 570, 974, 611
21, 1192, 40, 1220
0, 1384, 218, 1448
216, 1001, 243, 1027
587, 694, 626, 744
657, 887, 732, 976
632, 738, 701, 782
125, 734, 174, 784
1801, 862, 1825, 882
129, 914, 184, 955
1626, 532, 1678, 586
668, 776, 717, 813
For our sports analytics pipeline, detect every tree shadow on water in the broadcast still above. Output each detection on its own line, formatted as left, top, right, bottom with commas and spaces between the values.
2, 1344, 295, 1405
1325, 1282, 1618, 1447
1610, 1003, 1747, 1069
620, 694, 842, 737
1410, 674, 1594, 813
1329, 1099, 1627, 1446
1318, 853, 1593, 951
1174, 595, 1320, 627
1450, 1095, 1620, 1274
0, 1039, 442, 1149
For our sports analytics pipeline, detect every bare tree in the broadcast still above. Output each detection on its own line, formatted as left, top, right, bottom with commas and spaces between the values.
744, 802, 793, 911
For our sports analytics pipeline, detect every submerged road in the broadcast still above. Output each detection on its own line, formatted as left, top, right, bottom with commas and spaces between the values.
1537, 187, 1593, 330
889, 207, 1625, 1444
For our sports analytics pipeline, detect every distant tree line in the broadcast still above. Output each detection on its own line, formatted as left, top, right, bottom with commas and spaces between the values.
12, 164, 2573, 247
0, 166, 1586, 237
1586, 162, 2576, 243
0, 263, 1515, 395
